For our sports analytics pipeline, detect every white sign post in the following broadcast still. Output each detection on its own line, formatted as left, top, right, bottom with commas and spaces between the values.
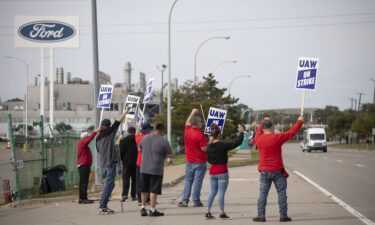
295, 57, 319, 116
97, 85, 114, 123
204, 107, 227, 135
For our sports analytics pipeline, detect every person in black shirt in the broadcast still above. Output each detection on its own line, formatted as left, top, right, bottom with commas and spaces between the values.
120, 127, 138, 201
205, 123, 244, 220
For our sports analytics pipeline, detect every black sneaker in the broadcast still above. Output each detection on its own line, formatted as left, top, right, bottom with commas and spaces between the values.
178, 201, 188, 207
97, 208, 115, 215
219, 213, 232, 220
193, 202, 204, 207
205, 212, 215, 220
253, 217, 266, 222
280, 216, 292, 222
131, 196, 137, 201
121, 196, 128, 202
79, 199, 94, 204
140, 208, 148, 216
149, 210, 164, 217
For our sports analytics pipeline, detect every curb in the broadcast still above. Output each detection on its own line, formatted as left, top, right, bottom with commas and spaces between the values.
162, 174, 186, 188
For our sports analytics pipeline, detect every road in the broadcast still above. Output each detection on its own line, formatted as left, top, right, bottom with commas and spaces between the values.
283, 143, 375, 222
1, 143, 374, 225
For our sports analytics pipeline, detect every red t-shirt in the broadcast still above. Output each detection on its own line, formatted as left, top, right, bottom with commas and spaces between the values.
254, 120, 303, 171
76, 131, 96, 166
209, 164, 228, 175
184, 125, 207, 163
135, 133, 146, 166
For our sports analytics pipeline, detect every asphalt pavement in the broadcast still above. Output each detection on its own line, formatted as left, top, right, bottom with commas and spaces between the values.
0, 146, 373, 225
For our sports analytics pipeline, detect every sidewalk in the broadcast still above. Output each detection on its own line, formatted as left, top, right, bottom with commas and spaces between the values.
2, 150, 252, 208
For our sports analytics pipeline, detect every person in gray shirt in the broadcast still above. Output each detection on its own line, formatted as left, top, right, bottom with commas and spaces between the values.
96, 107, 129, 215
139, 123, 173, 217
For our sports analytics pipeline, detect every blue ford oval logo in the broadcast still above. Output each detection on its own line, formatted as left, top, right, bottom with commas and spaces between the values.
18, 21, 76, 43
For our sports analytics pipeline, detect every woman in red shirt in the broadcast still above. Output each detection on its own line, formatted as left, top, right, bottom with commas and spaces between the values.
205, 123, 244, 219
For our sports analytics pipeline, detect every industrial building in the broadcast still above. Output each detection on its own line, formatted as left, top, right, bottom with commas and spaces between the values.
0, 62, 178, 135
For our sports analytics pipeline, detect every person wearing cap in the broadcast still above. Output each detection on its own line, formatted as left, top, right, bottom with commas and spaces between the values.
139, 123, 173, 217
119, 127, 138, 202
205, 123, 244, 220
135, 122, 153, 205
96, 107, 129, 215
253, 116, 303, 222
178, 109, 208, 207
76, 127, 100, 204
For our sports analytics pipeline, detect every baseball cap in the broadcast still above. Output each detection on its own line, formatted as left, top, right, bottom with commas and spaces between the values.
101, 119, 111, 127
141, 123, 154, 133
127, 127, 136, 134
262, 119, 274, 129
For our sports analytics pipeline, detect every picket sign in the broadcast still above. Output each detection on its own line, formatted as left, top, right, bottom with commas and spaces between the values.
204, 107, 227, 135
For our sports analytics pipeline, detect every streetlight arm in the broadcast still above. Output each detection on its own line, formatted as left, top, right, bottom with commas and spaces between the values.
194, 36, 230, 82
228, 75, 251, 95
211, 60, 238, 74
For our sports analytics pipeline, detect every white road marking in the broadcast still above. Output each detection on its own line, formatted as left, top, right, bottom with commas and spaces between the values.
356, 164, 365, 167
336, 159, 343, 163
323, 157, 328, 160
294, 171, 374, 225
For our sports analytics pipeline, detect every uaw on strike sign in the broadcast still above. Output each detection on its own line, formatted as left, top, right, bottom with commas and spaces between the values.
204, 107, 227, 135
125, 95, 140, 119
295, 57, 319, 90
97, 85, 113, 108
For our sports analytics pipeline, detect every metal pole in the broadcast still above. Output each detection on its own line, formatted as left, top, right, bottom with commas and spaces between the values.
228, 75, 251, 96
168, 0, 179, 144
39, 115, 45, 171
49, 48, 54, 137
194, 36, 230, 86
370, 78, 375, 105
211, 60, 237, 75
40, 48, 45, 118
8, 114, 20, 201
91, 0, 101, 185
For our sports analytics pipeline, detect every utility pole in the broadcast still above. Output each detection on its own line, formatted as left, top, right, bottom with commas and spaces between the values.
371, 78, 375, 105
348, 97, 354, 110
354, 99, 358, 111
356, 92, 365, 111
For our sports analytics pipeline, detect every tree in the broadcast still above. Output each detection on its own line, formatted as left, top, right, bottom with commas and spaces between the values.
156, 74, 245, 146
351, 114, 375, 139
327, 110, 356, 138
314, 105, 339, 124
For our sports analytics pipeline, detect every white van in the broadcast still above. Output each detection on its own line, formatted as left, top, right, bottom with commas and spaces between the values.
301, 128, 327, 152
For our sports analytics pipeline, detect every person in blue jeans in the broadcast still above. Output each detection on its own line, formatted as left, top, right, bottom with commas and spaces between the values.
96, 107, 129, 215
253, 117, 303, 222
205, 123, 244, 219
178, 109, 208, 207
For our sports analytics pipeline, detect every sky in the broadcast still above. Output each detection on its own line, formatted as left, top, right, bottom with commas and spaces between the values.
0, 0, 374, 111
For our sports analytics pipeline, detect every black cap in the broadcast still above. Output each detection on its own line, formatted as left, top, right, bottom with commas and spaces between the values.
141, 123, 154, 133
127, 127, 136, 134
262, 119, 274, 129
101, 119, 111, 127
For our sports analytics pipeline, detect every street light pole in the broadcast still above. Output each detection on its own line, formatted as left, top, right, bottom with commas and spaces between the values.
211, 60, 238, 75
371, 78, 375, 105
228, 75, 251, 96
194, 36, 230, 86
167, 0, 179, 144
4, 56, 46, 144
157, 64, 167, 115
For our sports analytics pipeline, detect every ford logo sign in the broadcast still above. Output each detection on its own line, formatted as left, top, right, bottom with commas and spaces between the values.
18, 21, 76, 43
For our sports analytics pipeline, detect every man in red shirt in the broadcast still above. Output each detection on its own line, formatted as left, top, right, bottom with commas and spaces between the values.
253, 117, 303, 222
178, 109, 207, 207
76, 127, 100, 204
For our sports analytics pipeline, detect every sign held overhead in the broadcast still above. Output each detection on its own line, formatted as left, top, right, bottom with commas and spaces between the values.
295, 57, 319, 90
97, 85, 113, 109
204, 107, 227, 135
125, 95, 140, 119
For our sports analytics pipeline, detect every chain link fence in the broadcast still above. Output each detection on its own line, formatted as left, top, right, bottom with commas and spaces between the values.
0, 115, 81, 203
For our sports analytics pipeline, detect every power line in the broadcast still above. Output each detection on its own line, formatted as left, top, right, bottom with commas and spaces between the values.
1, 11, 375, 29
1, 19, 374, 36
